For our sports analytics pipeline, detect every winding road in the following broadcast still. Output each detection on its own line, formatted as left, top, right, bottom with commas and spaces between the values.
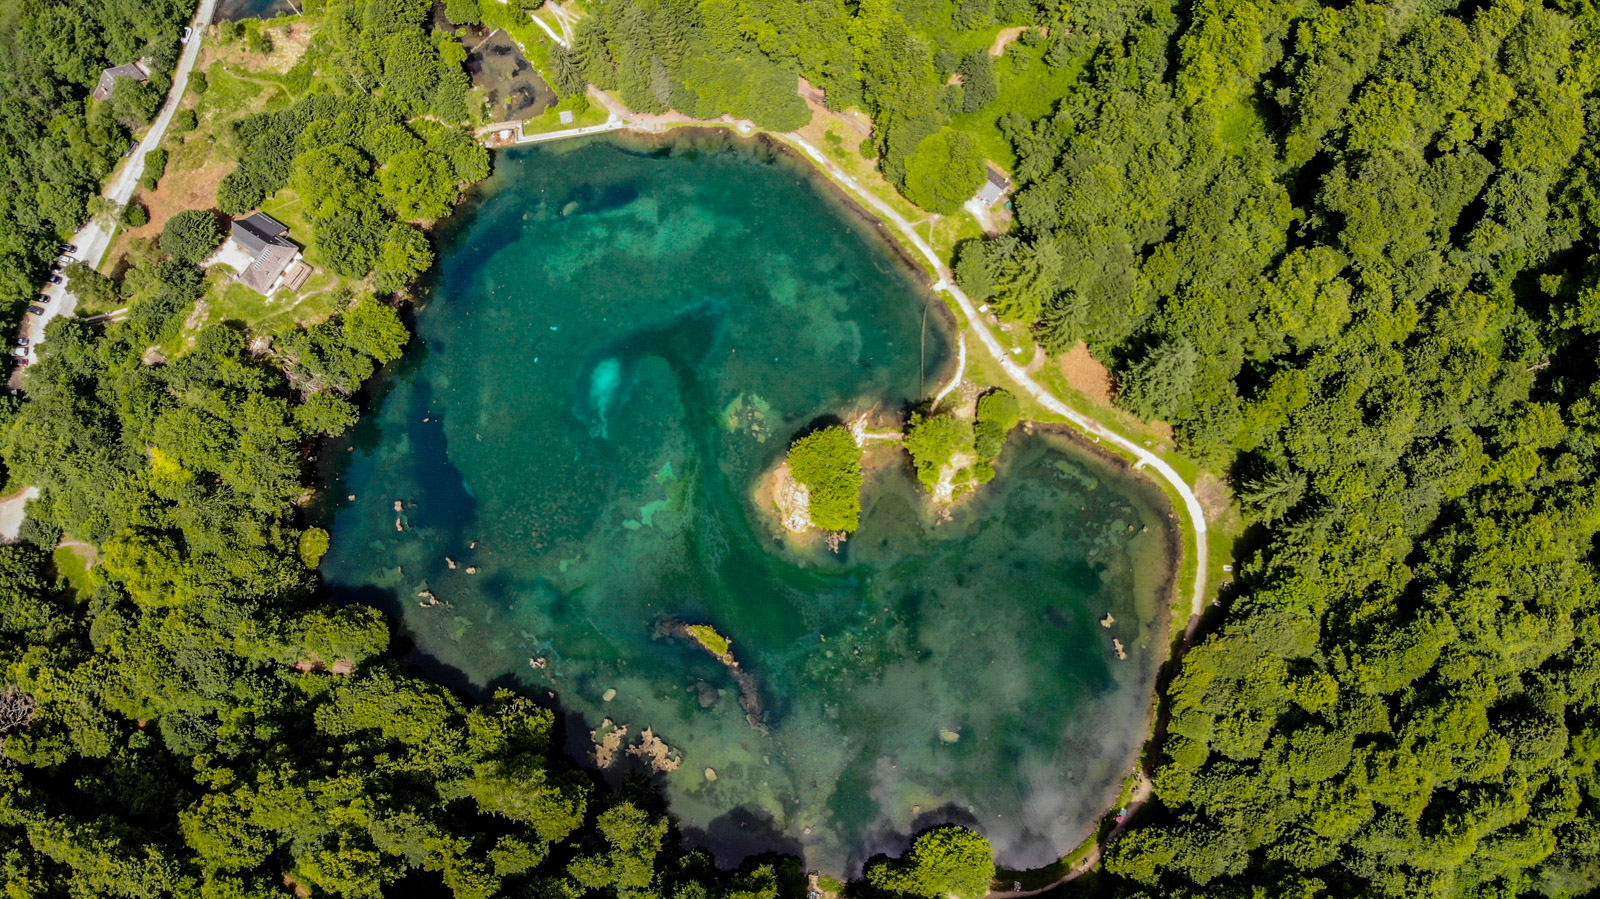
17, 0, 220, 369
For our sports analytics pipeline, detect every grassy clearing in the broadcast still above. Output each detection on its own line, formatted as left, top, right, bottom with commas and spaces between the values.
206, 280, 341, 333
948, 35, 1091, 170
160, 190, 353, 343
51, 544, 96, 599
520, 96, 609, 135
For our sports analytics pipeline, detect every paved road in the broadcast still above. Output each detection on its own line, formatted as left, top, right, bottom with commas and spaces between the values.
513, 116, 624, 145
16, 0, 219, 373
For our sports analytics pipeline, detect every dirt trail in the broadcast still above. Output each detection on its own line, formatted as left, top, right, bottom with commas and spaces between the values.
0, 487, 38, 541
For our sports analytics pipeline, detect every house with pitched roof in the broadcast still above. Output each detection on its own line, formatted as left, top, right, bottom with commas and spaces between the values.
92, 62, 149, 102
227, 212, 311, 296
974, 165, 1011, 208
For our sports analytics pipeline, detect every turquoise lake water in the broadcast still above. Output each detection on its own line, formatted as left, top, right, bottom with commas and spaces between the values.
214, 0, 295, 22
319, 133, 1175, 871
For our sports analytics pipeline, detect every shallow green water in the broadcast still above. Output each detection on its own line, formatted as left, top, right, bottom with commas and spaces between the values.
320, 133, 1174, 871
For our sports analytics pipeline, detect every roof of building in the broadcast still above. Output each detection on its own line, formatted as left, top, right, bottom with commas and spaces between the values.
230, 212, 292, 257
974, 165, 1011, 207
92, 62, 149, 100
238, 242, 299, 295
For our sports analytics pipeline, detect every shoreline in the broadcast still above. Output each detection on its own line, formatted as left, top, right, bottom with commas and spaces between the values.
407, 117, 1206, 883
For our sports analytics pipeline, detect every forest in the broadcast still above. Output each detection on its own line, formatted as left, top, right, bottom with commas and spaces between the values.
8, 0, 1600, 896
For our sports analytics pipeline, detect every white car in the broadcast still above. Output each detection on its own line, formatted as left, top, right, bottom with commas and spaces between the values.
181, 26, 194, 43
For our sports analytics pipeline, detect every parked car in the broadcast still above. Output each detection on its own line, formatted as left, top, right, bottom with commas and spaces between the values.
9, 348, 25, 358
181, 25, 193, 43
60, 244, 76, 254
34, 294, 48, 303
57, 255, 74, 266
27, 305, 44, 315
13, 337, 27, 348
46, 275, 61, 284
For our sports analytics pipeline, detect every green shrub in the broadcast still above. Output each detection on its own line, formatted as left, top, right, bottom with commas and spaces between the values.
159, 209, 224, 265
904, 412, 974, 491
64, 262, 121, 309
141, 148, 168, 191
684, 624, 734, 663
444, 0, 482, 25
786, 425, 863, 532
120, 201, 149, 228
189, 71, 208, 95
298, 528, 331, 568
216, 170, 267, 215
171, 108, 198, 134
973, 389, 1020, 460
284, 60, 313, 94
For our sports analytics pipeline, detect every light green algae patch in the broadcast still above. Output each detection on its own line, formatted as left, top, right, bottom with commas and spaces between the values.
684, 623, 736, 666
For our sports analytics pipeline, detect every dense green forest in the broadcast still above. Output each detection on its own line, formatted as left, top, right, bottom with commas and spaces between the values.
11, 0, 1600, 896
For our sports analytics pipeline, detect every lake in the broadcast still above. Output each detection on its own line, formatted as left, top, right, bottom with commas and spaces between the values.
319, 132, 1175, 872
214, 0, 296, 22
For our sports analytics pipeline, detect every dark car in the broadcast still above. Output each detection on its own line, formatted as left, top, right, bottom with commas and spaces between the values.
12, 337, 27, 348
46, 275, 61, 284
27, 305, 44, 315
60, 244, 77, 254
34, 294, 48, 304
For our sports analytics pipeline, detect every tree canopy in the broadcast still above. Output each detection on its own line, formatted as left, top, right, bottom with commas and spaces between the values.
865, 825, 996, 899
786, 424, 864, 532
159, 210, 223, 265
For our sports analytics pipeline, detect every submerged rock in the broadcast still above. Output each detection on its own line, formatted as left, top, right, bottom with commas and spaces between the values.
695, 681, 718, 708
